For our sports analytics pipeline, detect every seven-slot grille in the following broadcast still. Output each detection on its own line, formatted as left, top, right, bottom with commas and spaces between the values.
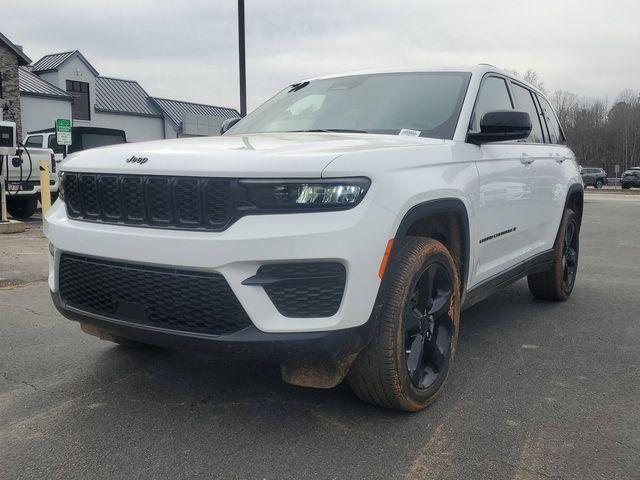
58, 254, 252, 336
62, 173, 233, 230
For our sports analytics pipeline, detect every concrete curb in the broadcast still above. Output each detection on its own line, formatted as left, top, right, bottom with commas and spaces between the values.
585, 189, 640, 195
0, 220, 26, 234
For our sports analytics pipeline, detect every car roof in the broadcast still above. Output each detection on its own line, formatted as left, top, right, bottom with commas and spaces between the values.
301, 65, 546, 96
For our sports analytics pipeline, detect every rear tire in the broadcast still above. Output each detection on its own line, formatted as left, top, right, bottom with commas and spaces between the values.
348, 237, 460, 412
6, 195, 38, 219
527, 209, 579, 301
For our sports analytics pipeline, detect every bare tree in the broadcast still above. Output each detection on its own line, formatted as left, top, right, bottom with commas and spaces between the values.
507, 68, 547, 93
550, 90, 578, 127
500, 69, 640, 173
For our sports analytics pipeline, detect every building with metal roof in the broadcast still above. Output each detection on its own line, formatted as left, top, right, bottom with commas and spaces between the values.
151, 97, 239, 126
31, 50, 99, 76
151, 97, 239, 136
18, 67, 72, 100
18, 66, 73, 134
16, 49, 238, 142
95, 77, 161, 118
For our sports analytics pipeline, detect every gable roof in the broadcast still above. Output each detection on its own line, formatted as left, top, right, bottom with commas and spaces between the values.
18, 66, 72, 100
0, 31, 31, 65
95, 77, 161, 117
32, 50, 99, 76
150, 97, 239, 127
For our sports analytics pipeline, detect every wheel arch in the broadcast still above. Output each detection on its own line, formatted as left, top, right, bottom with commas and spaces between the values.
387, 198, 471, 293
553, 183, 584, 250
565, 183, 584, 227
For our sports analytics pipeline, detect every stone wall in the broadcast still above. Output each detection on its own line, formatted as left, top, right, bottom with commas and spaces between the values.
0, 42, 23, 140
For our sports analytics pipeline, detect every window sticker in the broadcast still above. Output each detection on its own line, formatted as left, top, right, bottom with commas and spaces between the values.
399, 129, 421, 137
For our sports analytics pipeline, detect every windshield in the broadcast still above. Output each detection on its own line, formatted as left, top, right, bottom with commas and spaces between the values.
230, 72, 471, 139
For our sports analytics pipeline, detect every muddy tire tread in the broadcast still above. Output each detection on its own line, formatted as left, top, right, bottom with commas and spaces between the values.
348, 237, 459, 412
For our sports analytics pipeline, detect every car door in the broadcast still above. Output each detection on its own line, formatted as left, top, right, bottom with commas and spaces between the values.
469, 75, 538, 286
509, 82, 561, 254
534, 92, 574, 248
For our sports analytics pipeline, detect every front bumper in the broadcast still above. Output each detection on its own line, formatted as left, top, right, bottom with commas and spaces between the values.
51, 290, 380, 362
45, 197, 394, 334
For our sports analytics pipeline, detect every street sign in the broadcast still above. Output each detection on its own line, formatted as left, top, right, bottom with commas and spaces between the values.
615, 164, 620, 174
55, 118, 72, 146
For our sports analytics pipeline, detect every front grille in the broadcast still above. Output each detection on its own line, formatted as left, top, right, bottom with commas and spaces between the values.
62, 173, 234, 230
257, 263, 346, 318
59, 254, 252, 336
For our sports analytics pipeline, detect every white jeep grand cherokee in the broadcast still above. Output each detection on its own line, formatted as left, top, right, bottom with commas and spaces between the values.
45, 65, 583, 411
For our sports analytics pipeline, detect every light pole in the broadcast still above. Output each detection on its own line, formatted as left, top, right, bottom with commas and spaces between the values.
238, 0, 247, 117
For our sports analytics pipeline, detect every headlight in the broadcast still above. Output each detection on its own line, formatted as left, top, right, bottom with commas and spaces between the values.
240, 177, 370, 210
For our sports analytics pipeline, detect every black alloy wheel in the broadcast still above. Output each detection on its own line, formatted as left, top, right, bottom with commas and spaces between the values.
527, 208, 579, 301
404, 262, 453, 390
562, 216, 579, 294
348, 237, 460, 411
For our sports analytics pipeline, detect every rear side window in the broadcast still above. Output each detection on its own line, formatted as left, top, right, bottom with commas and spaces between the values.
537, 95, 564, 144
470, 77, 513, 132
510, 83, 545, 143
47, 135, 66, 155
24, 135, 43, 149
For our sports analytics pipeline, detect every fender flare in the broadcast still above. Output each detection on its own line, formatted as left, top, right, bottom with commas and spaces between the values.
563, 183, 584, 224
554, 183, 584, 248
385, 198, 471, 292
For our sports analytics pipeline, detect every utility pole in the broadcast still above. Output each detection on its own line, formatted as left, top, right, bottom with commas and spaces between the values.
238, 0, 247, 117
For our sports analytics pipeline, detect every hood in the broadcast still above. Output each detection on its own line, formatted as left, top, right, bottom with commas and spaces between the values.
61, 132, 444, 178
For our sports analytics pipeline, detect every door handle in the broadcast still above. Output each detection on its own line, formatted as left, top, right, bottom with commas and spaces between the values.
520, 155, 535, 165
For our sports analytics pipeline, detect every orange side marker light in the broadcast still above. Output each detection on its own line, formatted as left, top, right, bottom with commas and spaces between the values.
378, 239, 394, 279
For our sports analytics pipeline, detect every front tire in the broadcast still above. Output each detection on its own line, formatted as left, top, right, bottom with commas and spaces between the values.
527, 209, 579, 301
348, 237, 460, 412
595, 179, 604, 189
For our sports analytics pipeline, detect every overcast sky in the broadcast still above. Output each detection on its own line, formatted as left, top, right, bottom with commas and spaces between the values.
5, 0, 640, 112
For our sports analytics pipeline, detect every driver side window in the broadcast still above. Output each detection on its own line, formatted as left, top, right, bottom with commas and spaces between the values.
470, 77, 513, 133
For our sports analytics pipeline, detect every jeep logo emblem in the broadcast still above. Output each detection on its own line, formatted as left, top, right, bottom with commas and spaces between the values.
126, 156, 148, 164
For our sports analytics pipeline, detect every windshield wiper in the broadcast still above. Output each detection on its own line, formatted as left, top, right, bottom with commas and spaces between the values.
288, 128, 369, 134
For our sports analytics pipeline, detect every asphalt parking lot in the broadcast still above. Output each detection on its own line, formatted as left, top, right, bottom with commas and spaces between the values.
1, 193, 639, 480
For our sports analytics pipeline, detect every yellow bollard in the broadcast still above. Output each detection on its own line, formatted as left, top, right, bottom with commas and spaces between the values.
39, 159, 51, 223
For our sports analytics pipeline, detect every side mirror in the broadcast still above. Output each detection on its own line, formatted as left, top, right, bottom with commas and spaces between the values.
220, 117, 242, 135
467, 110, 531, 145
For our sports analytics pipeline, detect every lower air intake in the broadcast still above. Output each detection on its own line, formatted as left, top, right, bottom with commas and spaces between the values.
58, 254, 252, 336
